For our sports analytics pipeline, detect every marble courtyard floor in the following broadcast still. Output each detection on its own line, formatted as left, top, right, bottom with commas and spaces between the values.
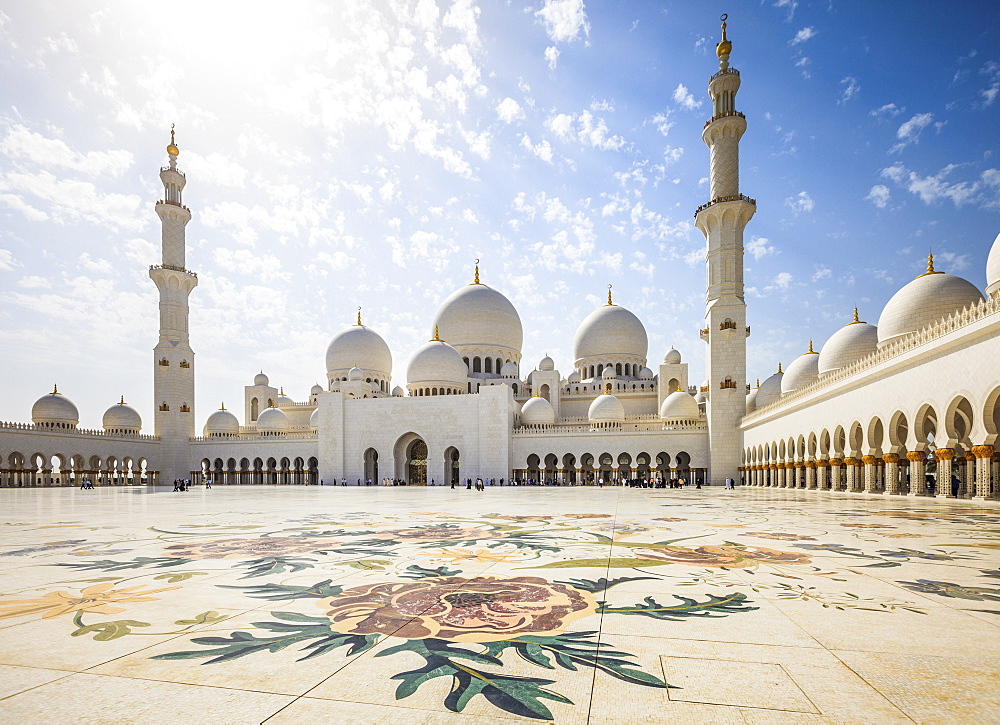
0, 486, 998, 724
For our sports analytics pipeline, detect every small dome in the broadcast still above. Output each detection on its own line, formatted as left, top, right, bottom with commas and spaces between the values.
325, 324, 392, 378
567, 371, 581, 383
347, 367, 364, 382
694, 390, 706, 404
877, 255, 984, 347
663, 347, 682, 364
574, 302, 648, 363
102, 398, 141, 432
31, 386, 79, 427
310, 383, 324, 395
986, 231, 1000, 296
781, 344, 820, 395
205, 407, 239, 436
745, 386, 758, 414
520, 395, 555, 426
392, 385, 405, 397
432, 280, 524, 355
256, 406, 289, 433
276, 388, 294, 406
538, 355, 555, 371
254, 371, 269, 386
500, 361, 518, 378
589, 393, 625, 423
601, 367, 616, 380
309, 408, 319, 430
659, 391, 699, 420
407, 339, 468, 388
638, 367, 654, 380
819, 310, 879, 376
755, 366, 784, 409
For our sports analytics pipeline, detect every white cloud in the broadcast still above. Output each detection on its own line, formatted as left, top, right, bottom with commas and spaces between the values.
18, 275, 50, 288
870, 103, 902, 118
0, 248, 16, 271
0, 169, 143, 231
784, 190, 814, 213
746, 236, 777, 260
545, 110, 624, 151
535, 0, 590, 43
774, 0, 798, 21
980, 60, 1000, 106
866, 184, 890, 208
544, 45, 559, 70
180, 151, 247, 188
880, 162, 1000, 208
496, 97, 524, 123
520, 134, 553, 163
790, 26, 816, 45
811, 266, 831, 281
650, 111, 674, 137
773, 272, 793, 289
890, 112, 933, 153
672, 83, 702, 111
0, 124, 133, 177
838, 76, 860, 104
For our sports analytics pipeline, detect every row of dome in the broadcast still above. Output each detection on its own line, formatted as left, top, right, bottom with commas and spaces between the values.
520, 386, 701, 427
30, 387, 143, 433
749, 245, 1000, 413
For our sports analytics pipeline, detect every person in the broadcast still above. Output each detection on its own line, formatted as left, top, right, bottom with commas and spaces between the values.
466, 478, 472, 490
951, 474, 960, 497
341, 478, 346, 486
430, 478, 435, 486
206, 478, 212, 489
80, 479, 87, 490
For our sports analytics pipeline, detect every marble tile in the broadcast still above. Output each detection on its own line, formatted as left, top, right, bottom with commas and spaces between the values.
0, 663, 72, 700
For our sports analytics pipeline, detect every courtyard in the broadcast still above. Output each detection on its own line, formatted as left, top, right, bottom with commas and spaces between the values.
0, 485, 998, 723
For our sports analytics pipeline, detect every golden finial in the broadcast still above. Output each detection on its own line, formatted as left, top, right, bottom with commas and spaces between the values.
717, 13, 733, 69
220, 402, 226, 410
534, 389, 541, 397
280, 387, 285, 395
356, 306, 362, 326
473, 259, 480, 285
119, 395, 125, 405
52, 384, 59, 394
917, 251, 941, 278
807, 340, 817, 354
431, 325, 442, 341
166, 123, 179, 156
606, 284, 614, 306
755, 378, 760, 388
777, 362, 783, 374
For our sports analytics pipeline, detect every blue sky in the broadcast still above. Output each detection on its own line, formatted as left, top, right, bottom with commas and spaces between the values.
0, 0, 998, 429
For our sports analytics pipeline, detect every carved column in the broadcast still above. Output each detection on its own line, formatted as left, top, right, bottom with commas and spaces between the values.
805, 460, 816, 489
766, 463, 775, 487
816, 459, 828, 490
883, 453, 901, 495
862, 455, 878, 493
907, 451, 927, 496
829, 458, 842, 491
972, 445, 995, 499
934, 449, 955, 498
843, 457, 859, 492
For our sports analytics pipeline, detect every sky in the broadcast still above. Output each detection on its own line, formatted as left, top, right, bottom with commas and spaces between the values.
0, 0, 999, 431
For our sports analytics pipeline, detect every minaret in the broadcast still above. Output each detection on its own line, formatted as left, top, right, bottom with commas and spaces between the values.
149, 125, 197, 482
695, 15, 755, 484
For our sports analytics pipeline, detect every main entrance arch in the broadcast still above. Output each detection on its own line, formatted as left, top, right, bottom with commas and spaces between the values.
393, 432, 428, 484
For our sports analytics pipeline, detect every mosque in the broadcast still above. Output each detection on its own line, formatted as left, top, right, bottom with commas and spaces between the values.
1, 21, 998, 499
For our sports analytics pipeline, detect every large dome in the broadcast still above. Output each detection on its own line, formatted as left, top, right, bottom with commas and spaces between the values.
102, 398, 141, 432
520, 395, 555, 426
781, 345, 819, 395
819, 310, 878, 376
407, 339, 468, 388
745, 385, 759, 414
432, 281, 523, 354
987, 231, 1000, 296
877, 256, 984, 348
32, 386, 79, 427
325, 324, 392, 377
659, 391, 699, 420
754, 366, 783, 409
256, 406, 289, 433
589, 393, 625, 423
573, 303, 648, 364
205, 406, 239, 436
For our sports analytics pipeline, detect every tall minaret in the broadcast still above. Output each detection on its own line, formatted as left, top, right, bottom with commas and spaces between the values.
149, 125, 197, 482
694, 15, 755, 484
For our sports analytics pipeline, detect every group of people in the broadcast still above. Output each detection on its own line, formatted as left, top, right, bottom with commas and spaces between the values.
78, 479, 95, 489
172, 478, 208, 491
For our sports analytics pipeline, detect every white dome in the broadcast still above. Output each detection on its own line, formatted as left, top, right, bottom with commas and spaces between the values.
694, 391, 706, 404
755, 368, 784, 409
347, 367, 364, 382
567, 371, 581, 383
205, 407, 239, 436
500, 361, 518, 378
746, 386, 758, 414
573, 303, 648, 363
781, 347, 820, 395
432, 282, 523, 354
986, 231, 1000, 296
254, 371, 269, 386
276, 389, 294, 406
256, 406, 289, 433
310, 383, 323, 395
392, 385, 405, 397
309, 408, 319, 430
877, 258, 984, 348
638, 367, 654, 380
102, 399, 141, 431
407, 339, 468, 387
520, 395, 555, 426
538, 355, 554, 371
31, 387, 79, 426
589, 393, 625, 423
325, 324, 392, 377
663, 347, 682, 364
601, 366, 616, 380
819, 312, 879, 376
659, 391, 699, 420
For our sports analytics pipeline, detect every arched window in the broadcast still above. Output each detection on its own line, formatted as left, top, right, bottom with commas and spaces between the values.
496, 358, 502, 373
597, 364, 604, 377
473, 357, 482, 373
512, 383, 518, 395
485, 358, 493, 374
250, 398, 259, 421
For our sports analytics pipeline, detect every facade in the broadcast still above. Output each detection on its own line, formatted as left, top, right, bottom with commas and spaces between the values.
1, 22, 998, 499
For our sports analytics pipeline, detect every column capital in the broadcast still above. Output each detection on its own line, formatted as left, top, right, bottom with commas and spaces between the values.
972, 445, 995, 459
828, 458, 842, 467
934, 448, 955, 461
906, 451, 927, 463
861, 455, 878, 465
882, 453, 900, 464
